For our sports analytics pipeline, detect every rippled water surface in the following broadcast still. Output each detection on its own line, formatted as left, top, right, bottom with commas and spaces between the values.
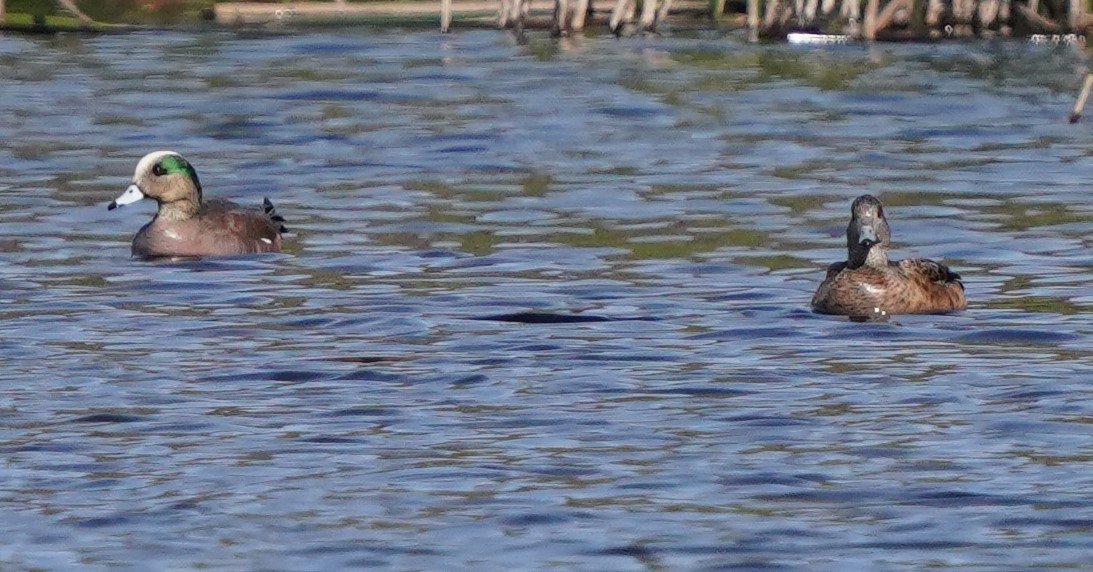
1, 27, 1091, 569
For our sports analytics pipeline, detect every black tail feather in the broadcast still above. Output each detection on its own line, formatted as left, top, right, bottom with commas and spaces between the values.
263, 197, 288, 234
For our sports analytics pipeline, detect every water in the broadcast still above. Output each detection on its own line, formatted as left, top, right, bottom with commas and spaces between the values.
0, 28, 1090, 570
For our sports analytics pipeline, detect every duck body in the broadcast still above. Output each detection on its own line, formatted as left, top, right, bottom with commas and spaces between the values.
130, 197, 284, 258
812, 258, 967, 316
811, 195, 967, 317
109, 151, 286, 258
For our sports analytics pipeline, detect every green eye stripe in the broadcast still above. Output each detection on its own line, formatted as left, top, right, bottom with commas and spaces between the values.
159, 156, 193, 176
155, 155, 202, 192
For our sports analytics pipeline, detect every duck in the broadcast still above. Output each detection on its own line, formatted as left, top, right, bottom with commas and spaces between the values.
109, 151, 286, 258
811, 194, 967, 317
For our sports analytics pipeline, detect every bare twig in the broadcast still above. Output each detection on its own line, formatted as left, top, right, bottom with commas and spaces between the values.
54, 0, 96, 25
1069, 73, 1093, 123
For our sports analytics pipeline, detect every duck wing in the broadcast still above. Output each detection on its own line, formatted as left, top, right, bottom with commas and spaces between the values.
899, 258, 964, 290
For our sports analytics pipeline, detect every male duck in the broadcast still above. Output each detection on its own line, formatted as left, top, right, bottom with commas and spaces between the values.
811, 194, 967, 317
109, 151, 287, 258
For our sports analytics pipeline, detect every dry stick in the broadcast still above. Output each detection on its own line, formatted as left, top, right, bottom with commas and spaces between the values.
863, 0, 879, 39
571, 0, 589, 30
656, 0, 672, 28
874, 0, 912, 33
926, 0, 942, 26
842, 0, 859, 22
714, 0, 727, 22
610, 0, 635, 33
640, 0, 656, 29
978, 0, 999, 30
55, 0, 95, 25
747, 0, 759, 41
441, 0, 452, 31
1015, 4, 1063, 31
763, 0, 780, 31
912, 0, 926, 36
554, 0, 569, 34
1069, 73, 1093, 123
804, 0, 819, 25
635, 0, 669, 30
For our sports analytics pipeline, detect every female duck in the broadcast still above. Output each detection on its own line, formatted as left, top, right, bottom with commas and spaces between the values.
811, 195, 967, 317
109, 151, 286, 258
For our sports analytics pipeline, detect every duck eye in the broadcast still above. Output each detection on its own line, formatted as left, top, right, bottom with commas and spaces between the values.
152, 163, 167, 177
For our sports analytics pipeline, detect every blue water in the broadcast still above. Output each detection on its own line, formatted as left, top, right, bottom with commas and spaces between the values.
0, 28, 1090, 570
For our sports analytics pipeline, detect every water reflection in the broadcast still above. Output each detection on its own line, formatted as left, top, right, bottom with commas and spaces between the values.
0, 28, 1090, 569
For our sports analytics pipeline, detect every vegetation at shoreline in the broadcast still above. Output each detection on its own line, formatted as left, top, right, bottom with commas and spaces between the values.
3, 0, 213, 26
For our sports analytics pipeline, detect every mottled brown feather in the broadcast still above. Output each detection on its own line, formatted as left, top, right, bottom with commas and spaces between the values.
811, 195, 967, 317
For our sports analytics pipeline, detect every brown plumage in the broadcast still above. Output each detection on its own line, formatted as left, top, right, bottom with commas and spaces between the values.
109, 151, 286, 259
811, 195, 967, 317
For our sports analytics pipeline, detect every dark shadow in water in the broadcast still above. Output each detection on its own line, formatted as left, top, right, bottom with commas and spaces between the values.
69, 413, 145, 424
471, 311, 661, 324
314, 356, 411, 364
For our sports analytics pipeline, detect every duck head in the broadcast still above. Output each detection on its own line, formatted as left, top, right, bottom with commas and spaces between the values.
846, 194, 891, 268
109, 151, 203, 220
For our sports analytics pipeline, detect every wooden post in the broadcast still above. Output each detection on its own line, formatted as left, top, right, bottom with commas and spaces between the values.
0, 0, 6, 26
863, 0, 878, 39
747, 0, 759, 41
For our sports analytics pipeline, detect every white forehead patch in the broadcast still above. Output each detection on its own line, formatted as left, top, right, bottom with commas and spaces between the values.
260, 238, 273, 244
164, 229, 182, 240
134, 150, 181, 178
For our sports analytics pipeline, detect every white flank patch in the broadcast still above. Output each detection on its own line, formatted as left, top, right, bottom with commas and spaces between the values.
860, 283, 885, 296
260, 238, 273, 245
164, 229, 182, 240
